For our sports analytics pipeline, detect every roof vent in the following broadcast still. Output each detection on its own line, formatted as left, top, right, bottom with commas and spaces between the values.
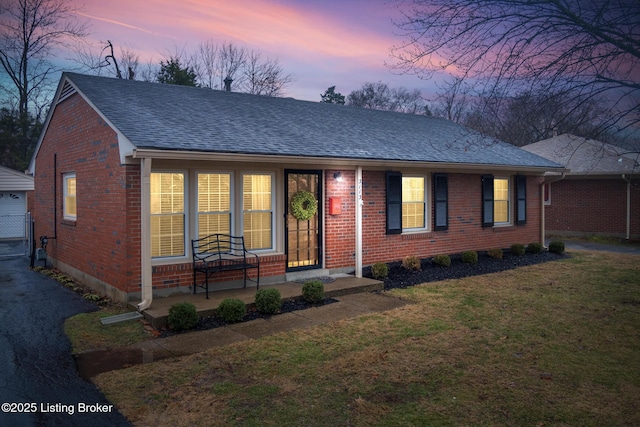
224, 76, 233, 92
58, 81, 77, 103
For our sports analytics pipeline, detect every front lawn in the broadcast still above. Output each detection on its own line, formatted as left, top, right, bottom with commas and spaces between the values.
93, 250, 640, 426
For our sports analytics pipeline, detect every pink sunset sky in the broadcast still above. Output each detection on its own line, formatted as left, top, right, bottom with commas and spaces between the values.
69, 0, 440, 101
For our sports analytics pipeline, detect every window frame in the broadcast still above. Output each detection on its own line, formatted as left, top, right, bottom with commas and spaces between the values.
240, 171, 275, 251
62, 172, 76, 221
150, 170, 187, 259
401, 174, 428, 232
386, 171, 431, 234
493, 176, 511, 225
195, 171, 233, 240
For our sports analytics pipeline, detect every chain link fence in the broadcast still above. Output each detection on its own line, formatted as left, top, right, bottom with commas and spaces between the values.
0, 213, 33, 257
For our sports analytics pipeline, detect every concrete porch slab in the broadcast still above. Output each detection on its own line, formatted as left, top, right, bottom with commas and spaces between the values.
131, 275, 384, 329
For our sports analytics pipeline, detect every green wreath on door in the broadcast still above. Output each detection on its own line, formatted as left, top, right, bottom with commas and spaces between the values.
290, 190, 318, 221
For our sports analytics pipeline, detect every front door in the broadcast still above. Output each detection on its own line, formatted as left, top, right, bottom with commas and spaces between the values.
285, 170, 322, 271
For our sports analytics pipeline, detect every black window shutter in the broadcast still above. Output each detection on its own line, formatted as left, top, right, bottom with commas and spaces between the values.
482, 175, 494, 227
433, 173, 448, 230
386, 171, 402, 234
516, 175, 527, 225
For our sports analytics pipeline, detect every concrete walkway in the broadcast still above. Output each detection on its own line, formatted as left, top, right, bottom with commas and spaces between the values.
560, 240, 640, 254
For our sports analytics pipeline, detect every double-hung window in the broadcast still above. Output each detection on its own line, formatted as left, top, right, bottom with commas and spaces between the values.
242, 173, 273, 250
386, 172, 440, 234
197, 173, 231, 239
150, 172, 185, 258
494, 178, 510, 224
402, 176, 426, 230
482, 175, 526, 227
63, 172, 76, 221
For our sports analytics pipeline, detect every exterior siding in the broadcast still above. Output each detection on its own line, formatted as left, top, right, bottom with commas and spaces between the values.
546, 178, 640, 240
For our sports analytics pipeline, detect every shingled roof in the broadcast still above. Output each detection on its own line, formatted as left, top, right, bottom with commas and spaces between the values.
55, 72, 561, 170
523, 134, 640, 175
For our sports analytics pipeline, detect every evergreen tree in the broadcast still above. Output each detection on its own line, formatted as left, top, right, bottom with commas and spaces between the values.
320, 86, 345, 104
156, 58, 198, 86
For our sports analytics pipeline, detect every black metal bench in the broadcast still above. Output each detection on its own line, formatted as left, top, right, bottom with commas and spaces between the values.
192, 234, 260, 299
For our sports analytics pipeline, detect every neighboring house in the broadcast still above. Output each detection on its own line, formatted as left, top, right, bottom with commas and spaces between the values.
29, 73, 562, 308
523, 134, 640, 241
0, 166, 34, 239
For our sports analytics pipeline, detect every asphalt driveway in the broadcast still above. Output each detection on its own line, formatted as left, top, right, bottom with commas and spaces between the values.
0, 255, 130, 427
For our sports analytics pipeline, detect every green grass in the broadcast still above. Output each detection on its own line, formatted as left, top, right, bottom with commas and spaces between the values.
64, 307, 151, 354
90, 250, 640, 426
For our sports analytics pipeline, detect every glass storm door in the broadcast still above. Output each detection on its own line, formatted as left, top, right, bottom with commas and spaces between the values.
285, 170, 322, 271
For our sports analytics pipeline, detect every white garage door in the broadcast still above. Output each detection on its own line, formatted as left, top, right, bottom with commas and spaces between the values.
0, 192, 27, 239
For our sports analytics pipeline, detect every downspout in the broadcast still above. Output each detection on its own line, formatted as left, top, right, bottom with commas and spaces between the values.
540, 173, 566, 247
137, 157, 153, 311
623, 174, 631, 241
355, 166, 363, 278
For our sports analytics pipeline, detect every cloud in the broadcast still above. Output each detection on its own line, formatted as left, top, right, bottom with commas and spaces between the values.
74, 11, 158, 35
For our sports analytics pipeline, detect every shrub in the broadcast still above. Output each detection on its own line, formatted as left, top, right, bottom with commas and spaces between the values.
511, 243, 526, 256
168, 302, 198, 331
371, 262, 389, 279
302, 280, 325, 304
217, 298, 246, 323
487, 248, 503, 259
433, 254, 451, 267
548, 240, 565, 254
461, 250, 478, 265
255, 288, 282, 314
527, 242, 544, 254
402, 255, 421, 271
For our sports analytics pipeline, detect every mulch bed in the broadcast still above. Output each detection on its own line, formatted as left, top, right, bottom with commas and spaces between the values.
366, 250, 568, 291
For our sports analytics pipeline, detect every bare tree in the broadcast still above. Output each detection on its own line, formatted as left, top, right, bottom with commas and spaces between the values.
347, 81, 394, 110
196, 39, 219, 89
432, 76, 474, 123
390, 0, 640, 131
119, 45, 140, 80
74, 39, 140, 79
0, 0, 88, 123
390, 86, 427, 114
347, 81, 430, 115
215, 42, 246, 91
192, 41, 293, 96
241, 51, 293, 96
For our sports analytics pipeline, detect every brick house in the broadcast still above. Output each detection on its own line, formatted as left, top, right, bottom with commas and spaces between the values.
523, 134, 640, 241
29, 73, 562, 309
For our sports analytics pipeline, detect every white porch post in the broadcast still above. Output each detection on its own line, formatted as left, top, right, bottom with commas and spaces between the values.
355, 166, 363, 278
137, 157, 153, 311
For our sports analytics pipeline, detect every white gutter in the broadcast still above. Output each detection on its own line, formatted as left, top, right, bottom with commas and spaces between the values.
623, 174, 631, 241
540, 173, 566, 246
355, 166, 363, 278
137, 157, 153, 311
130, 148, 556, 175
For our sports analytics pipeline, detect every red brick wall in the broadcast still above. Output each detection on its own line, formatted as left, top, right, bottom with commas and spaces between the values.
324, 170, 356, 269
545, 178, 640, 239
358, 171, 542, 265
33, 93, 135, 300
